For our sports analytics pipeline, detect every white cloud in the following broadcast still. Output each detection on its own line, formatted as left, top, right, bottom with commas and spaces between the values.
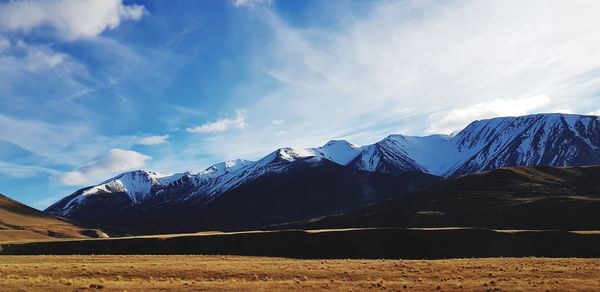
55, 148, 151, 186
1, 41, 73, 72
136, 135, 169, 145
427, 94, 552, 134
232, 0, 273, 8
271, 119, 284, 126
18, 43, 66, 71
195, 0, 600, 160
186, 109, 247, 133
0, 0, 147, 40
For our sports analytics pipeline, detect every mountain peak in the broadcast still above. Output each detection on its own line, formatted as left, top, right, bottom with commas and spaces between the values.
204, 159, 251, 173
382, 134, 406, 141
316, 140, 361, 165
322, 139, 359, 148
275, 148, 316, 161
448, 113, 600, 176
465, 112, 593, 126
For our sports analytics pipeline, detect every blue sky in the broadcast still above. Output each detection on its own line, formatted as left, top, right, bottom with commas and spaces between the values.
1, 0, 600, 209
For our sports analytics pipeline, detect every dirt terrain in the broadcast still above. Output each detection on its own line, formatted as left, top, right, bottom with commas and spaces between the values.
1, 256, 599, 291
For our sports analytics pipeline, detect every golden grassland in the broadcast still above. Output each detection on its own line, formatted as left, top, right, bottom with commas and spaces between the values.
0, 194, 106, 243
1, 256, 600, 291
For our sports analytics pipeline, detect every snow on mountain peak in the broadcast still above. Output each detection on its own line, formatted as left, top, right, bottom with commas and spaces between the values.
87, 170, 180, 202
322, 139, 359, 148
202, 159, 252, 175
446, 113, 600, 175
315, 140, 361, 165
276, 148, 317, 162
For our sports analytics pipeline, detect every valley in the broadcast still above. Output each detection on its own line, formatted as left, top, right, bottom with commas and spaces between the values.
2, 1, 599, 290
2, 113, 600, 290
3, 227, 600, 258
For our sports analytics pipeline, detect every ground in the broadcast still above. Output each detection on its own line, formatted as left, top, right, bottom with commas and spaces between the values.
1, 256, 600, 291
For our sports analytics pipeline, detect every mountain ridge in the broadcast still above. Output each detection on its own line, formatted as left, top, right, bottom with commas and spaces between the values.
46, 113, 600, 225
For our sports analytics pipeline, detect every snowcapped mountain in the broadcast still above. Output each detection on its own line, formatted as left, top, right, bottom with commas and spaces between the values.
350, 113, 600, 176
46, 113, 600, 227
446, 113, 600, 175
348, 135, 428, 174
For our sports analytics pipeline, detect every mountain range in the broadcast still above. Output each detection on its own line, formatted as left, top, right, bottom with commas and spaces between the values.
45, 113, 600, 234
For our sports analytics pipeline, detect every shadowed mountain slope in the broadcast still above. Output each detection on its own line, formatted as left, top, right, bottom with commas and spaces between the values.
56, 160, 441, 235
283, 166, 600, 231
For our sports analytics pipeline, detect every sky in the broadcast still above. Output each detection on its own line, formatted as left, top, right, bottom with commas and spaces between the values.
1, 0, 600, 209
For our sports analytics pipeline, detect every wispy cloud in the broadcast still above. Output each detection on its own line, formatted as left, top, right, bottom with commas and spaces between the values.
55, 148, 151, 186
0, 113, 139, 167
427, 94, 552, 134
136, 135, 169, 145
18, 42, 67, 72
0, 0, 147, 40
193, 0, 600, 160
0, 161, 57, 178
0, 41, 99, 127
186, 109, 247, 133
0, 113, 89, 164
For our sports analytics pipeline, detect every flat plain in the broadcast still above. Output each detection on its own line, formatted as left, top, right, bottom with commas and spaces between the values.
1, 256, 600, 291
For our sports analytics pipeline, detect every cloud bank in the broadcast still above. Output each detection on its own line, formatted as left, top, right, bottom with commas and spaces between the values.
55, 149, 151, 186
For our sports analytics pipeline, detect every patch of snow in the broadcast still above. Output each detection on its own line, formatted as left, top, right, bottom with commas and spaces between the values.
314, 140, 362, 165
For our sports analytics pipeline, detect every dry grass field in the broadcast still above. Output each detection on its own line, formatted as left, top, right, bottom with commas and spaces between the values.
1, 256, 600, 291
0, 194, 106, 243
